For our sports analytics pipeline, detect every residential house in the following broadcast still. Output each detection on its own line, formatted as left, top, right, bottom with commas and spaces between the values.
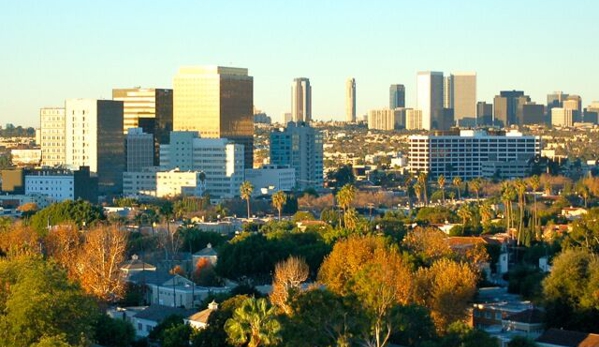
132, 305, 195, 338
536, 328, 599, 347
192, 243, 218, 267
186, 300, 219, 330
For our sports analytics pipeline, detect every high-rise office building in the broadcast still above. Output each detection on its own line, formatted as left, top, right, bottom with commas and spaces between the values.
449, 73, 477, 125
270, 122, 323, 189
65, 99, 125, 194
40, 107, 66, 167
291, 78, 312, 123
173, 66, 253, 168
389, 84, 405, 109
417, 71, 444, 130
126, 128, 154, 172
159, 131, 244, 200
522, 103, 545, 125
346, 78, 356, 123
477, 102, 493, 126
547, 91, 569, 108
551, 108, 575, 127
584, 102, 599, 124
113, 88, 173, 165
493, 90, 530, 127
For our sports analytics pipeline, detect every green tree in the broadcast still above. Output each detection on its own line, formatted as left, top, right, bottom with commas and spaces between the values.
272, 191, 287, 221
224, 297, 281, 347
457, 204, 474, 230
564, 207, 599, 253
452, 176, 463, 200
336, 184, 356, 213
0, 257, 98, 347
543, 249, 599, 332
418, 172, 429, 205
94, 314, 136, 347
240, 181, 254, 219
438, 174, 446, 203
508, 335, 538, 347
30, 200, 104, 235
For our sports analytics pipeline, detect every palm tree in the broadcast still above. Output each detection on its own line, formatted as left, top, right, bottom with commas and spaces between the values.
515, 179, 528, 245
437, 174, 446, 203
225, 297, 282, 347
413, 182, 422, 206
404, 174, 414, 209
453, 176, 463, 200
272, 191, 287, 221
457, 204, 473, 229
501, 181, 517, 237
240, 181, 254, 219
529, 175, 541, 239
336, 184, 356, 213
479, 202, 494, 225
470, 178, 482, 202
417, 172, 429, 205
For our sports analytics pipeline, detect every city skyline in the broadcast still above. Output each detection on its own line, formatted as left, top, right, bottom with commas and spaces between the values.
1, 0, 599, 126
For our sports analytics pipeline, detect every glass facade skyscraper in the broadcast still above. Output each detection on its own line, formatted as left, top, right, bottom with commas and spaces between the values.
389, 84, 405, 109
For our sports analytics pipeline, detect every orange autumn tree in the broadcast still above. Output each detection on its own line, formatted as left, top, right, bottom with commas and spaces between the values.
270, 256, 309, 314
74, 225, 128, 302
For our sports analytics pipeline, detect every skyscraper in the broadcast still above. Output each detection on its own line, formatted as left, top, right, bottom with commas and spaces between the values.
292, 78, 312, 123
389, 84, 405, 109
270, 122, 323, 189
477, 102, 493, 126
450, 73, 477, 125
493, 90, 530, 126
173, 66, 254, 168
65, 99, 125, 194
346, 78, 356, 123
417, 71, 444, 130
40, 107, 66, 167
112, 88, 173, 165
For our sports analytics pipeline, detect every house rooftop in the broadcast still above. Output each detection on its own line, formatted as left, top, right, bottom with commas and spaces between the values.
504, 308, 544, 324
135, 305, 196, 323
536, 328, 599, 347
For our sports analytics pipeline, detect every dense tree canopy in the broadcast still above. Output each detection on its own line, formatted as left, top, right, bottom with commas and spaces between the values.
29, 200, 104, 235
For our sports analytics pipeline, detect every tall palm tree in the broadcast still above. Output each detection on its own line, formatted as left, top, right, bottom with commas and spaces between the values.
413, 182, 422, 206
437, 174, 446, 203
457, 204, 473, 229
501, 181, 517, 237
240, 181, 254, 219
470, 178, 482, 202
417, 172, 429, 205
337, 184, 356, 228
225, 297, 282, 347
272, 191, 287, 221
529, 175, 541, 239
515, 179, 528, 245
404, 174, 414, 209
453, 176, 463, 200
479, 201, 494, 225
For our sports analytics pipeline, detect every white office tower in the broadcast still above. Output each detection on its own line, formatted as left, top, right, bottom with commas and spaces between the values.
65, 99, 125, 194
449, 72, 477, 126
159, 131, 244, 200
40, 107, 66, 167
417, 71, 444, 130
291, 78, 312, 123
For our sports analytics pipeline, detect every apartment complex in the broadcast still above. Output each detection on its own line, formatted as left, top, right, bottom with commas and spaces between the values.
367, 108, 404, 130
408, 130, 541, 180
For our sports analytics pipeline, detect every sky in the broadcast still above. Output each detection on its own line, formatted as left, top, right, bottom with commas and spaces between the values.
1, 0, 598, 127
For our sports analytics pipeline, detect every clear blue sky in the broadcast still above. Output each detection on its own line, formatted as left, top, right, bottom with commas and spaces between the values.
1, 0, 598, 126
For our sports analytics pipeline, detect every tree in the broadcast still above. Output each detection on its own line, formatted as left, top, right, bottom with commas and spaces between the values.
564, 207, 599, 253
318, 235, 389, 295
529, 175, 541, 239
75, 225, 128, 302
402, 227, 452, 266
508, 335, 538, 347
0, 257, 98, 347
457, 204, 473, 230
283, 288, 367, 347
336, 184, 356, 213
543, 249, 599, 332
352, 247, 413, 347
501, 181, 517, 235
240, 181, 254, 219
470, 178, 482, 201
514, 179, 528, 245
413, 259, 477, 332
418, 172, 429, 205
94, 314, 136, 347
272, 191, 287, 221
438, 175, 446, 203
29, 199, 104, 235
224, 297, 282, 347
453, 176, 463, 200
270, 256, 309, 314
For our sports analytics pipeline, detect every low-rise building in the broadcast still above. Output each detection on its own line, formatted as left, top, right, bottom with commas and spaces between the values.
244, 164, 295, 195
123, 168, 205, 199
24, 166, 98, 203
